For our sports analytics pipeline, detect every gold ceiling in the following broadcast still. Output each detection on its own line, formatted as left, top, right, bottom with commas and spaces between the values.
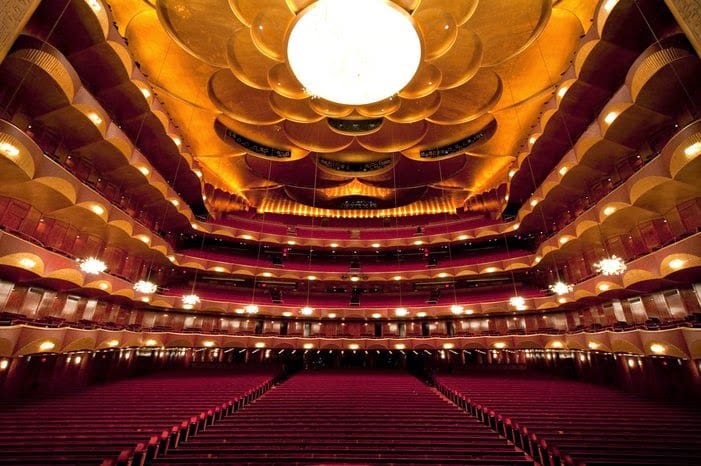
110, 0, 597, 215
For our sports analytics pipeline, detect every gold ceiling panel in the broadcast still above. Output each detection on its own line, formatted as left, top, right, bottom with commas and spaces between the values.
415, 0, 478, 26
267, 63, 307, 99
283, 119, 354, 153
308, 98, 354, 118
106, 0, 598, 214
357, 120, 429, 153
158, 0, 244, 67
229, 0, 290, 26
401, 115, 495, 159
392, 0, 422, 12
427, 28, 482, 90
208, 70, 283, 125
386, 94, 442, 124
465, 0, 551, 67
226, 28, 277, 90
427, 69, 502, 125
355, 96, 402, 118
249, 6, 294, 62
397, 62, 442, 99
124, 10, 217, 111
414, 8, 459, 60
269, 94, 325, 123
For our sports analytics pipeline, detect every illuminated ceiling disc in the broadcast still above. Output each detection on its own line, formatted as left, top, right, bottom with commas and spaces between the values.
286, 0, 421, 106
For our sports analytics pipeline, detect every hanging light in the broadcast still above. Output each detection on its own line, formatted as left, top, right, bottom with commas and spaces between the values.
300, 306, 314, 316
549, 281, 574, 296
79, 257, 107, 275
182, 294, 200, 306
509, 296, 526, 308
593, 255, 627, 276
450, 304, 464, 315
245, 304, 259, 314
133, 280, 158, 294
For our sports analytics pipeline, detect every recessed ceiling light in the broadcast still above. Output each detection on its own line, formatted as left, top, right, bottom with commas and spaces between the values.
604, 111, 618, 125
684, 142, 701, 158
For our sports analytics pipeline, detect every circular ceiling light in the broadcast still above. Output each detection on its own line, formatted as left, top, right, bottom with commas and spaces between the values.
287, 0, 421, 105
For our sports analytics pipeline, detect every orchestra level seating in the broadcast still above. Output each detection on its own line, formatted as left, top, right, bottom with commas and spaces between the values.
153, 371, 532, 465
0, 370, 274, 465
436, 374, 701, 465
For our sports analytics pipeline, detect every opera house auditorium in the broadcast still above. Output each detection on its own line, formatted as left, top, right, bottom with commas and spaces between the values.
0, 0, 700, 464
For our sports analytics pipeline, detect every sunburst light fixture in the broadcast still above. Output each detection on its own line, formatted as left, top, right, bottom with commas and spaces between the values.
549, 281, 574, 296
79, 257, 107, 275
593, 255, 627, 276
133, 280, 158, 294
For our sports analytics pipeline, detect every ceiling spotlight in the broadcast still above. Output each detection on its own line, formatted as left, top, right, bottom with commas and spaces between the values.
649, 343, 666, 354
182, 294, 200, 306
603, 111, 618, 125
79, 257, 107, 275
39, 341, 56, 352
684, 142, 701, 158
0, 142, 20, 157
307, 275, 317, 280
371, 313, 382, 319
282, 311, 293, 317
18, 257, 36, 269
416, 312, 427, 317
393, 275, 402, 281
669, 258, 685, 270
593, 255, 627, 276
328, 313, 337, 319
350, 275, 360, 282
133, 280, 158, 294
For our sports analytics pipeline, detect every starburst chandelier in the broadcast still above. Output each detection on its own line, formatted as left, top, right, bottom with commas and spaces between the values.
593, 255, 627, 276
549, 281, 574, 295
509, 296, 526, 308
133, 280, 158, 294
181, 294, 201, 306
79, 257, 107, 275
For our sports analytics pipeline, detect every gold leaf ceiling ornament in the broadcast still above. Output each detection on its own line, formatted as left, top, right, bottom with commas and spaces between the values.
116, 0, 593, 211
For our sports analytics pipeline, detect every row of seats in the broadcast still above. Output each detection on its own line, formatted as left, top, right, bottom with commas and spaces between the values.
0, 371, 275, 465
435, 374, 701, 465
152, 371, 532, 465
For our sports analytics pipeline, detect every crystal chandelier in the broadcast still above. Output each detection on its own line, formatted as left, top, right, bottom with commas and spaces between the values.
549, 281, 574, 296
133, 280, 157, 294
79, 257, 107, 275
181, 294, 200, 306
593, 255, 627, 276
